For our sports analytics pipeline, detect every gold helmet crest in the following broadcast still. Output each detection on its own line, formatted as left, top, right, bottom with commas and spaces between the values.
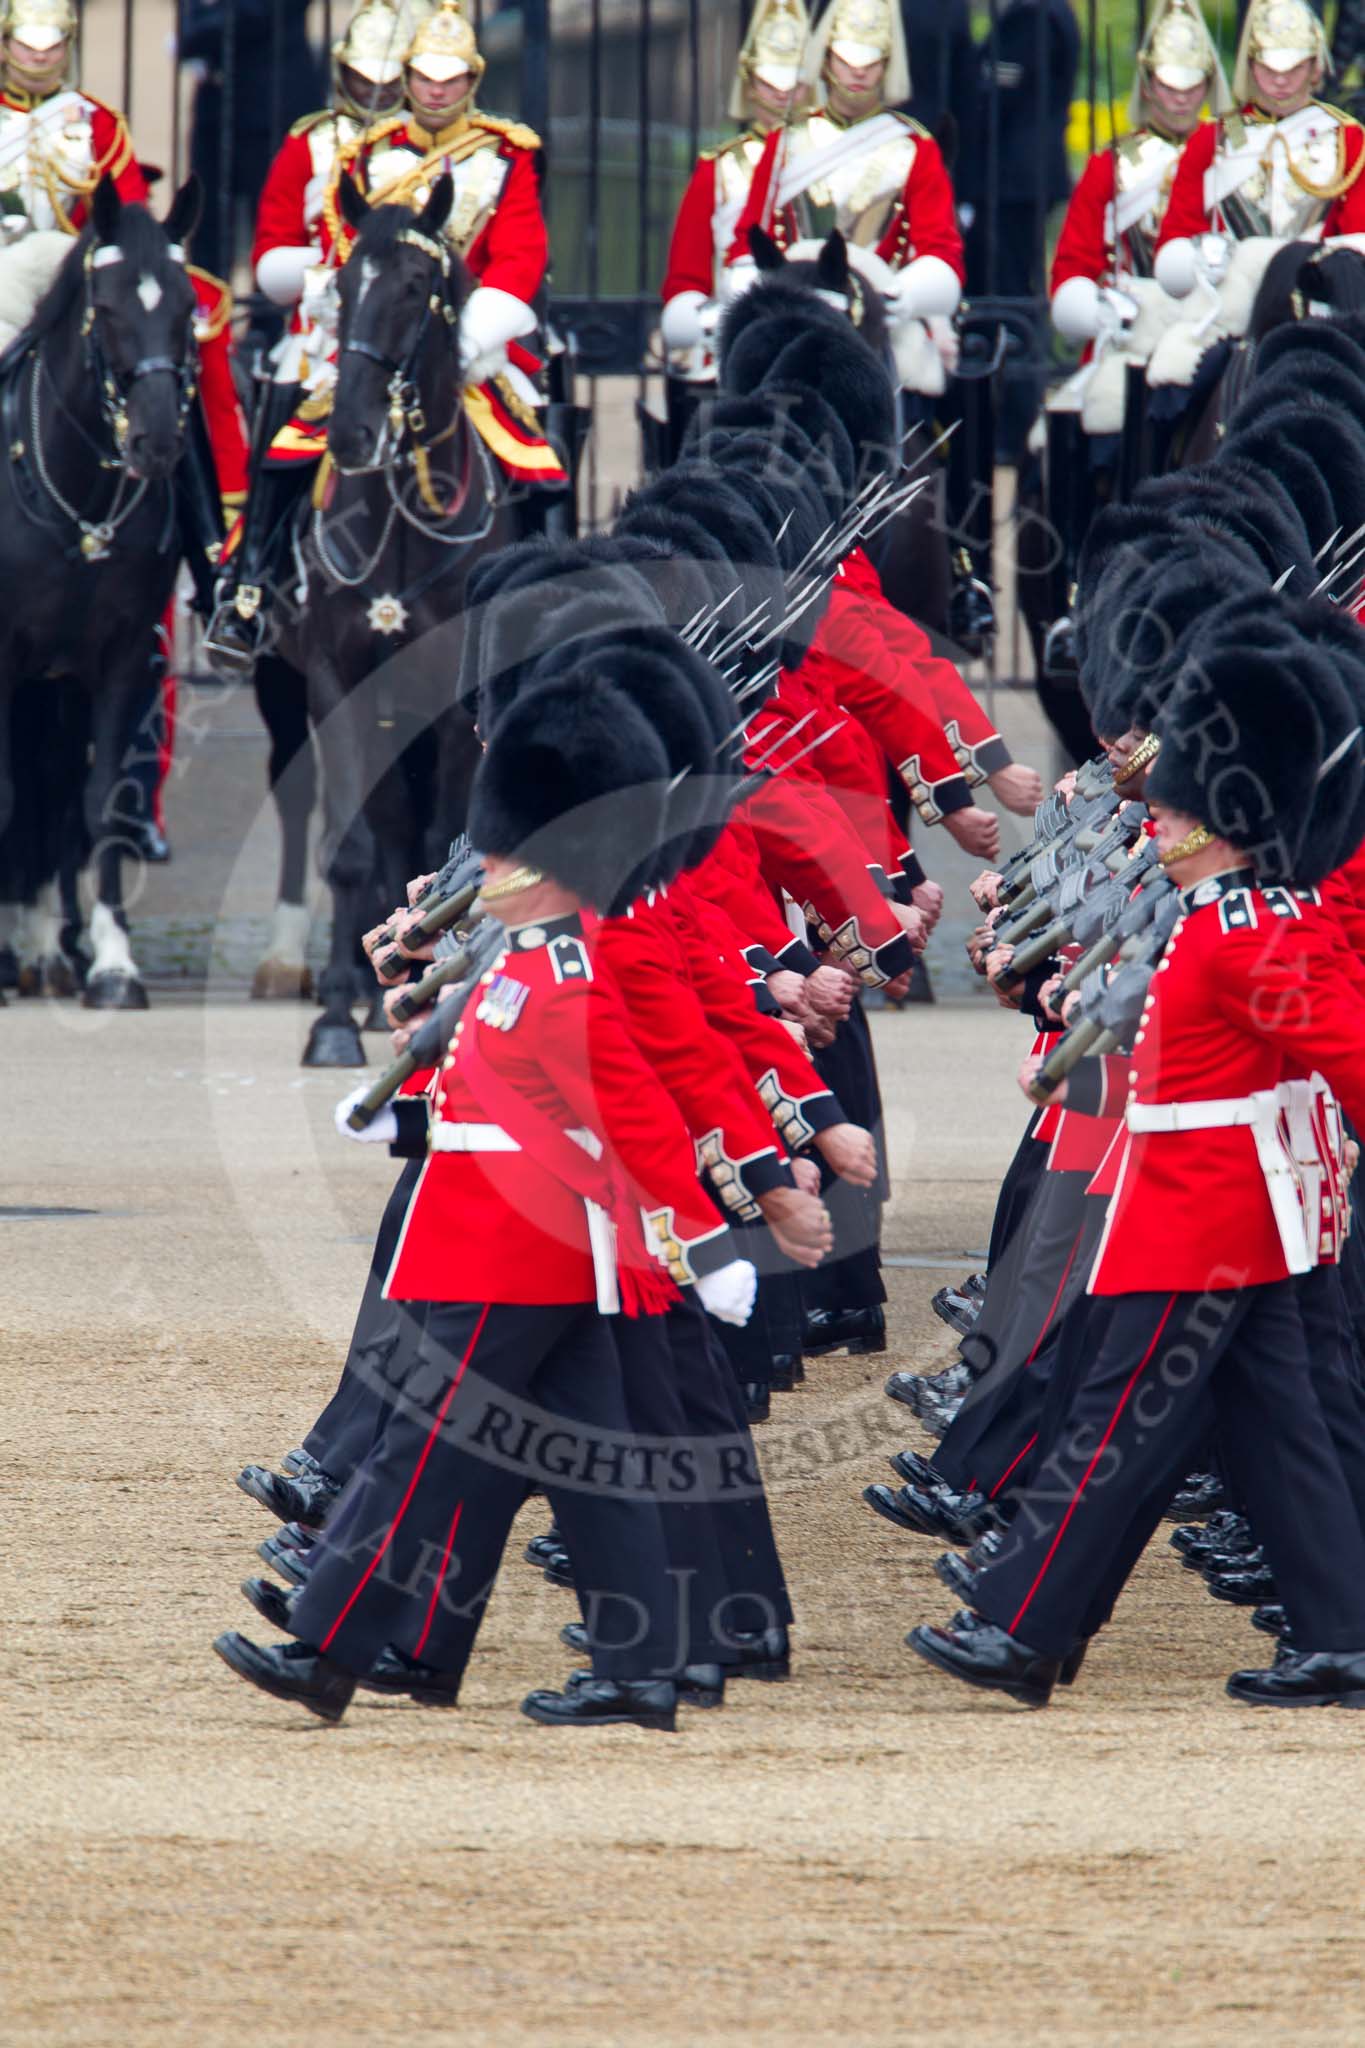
804, 0, 909, 106
1233, 0, 1329, 100
1, 0, 77, 51
1132, 0, 1230, 121
729, 0, 810, 120
406, 0, 483, 84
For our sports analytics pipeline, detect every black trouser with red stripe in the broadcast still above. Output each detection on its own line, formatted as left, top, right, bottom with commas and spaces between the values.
971, 1280, 1365, 1662
303, 1160, 422, 1484
932, 1170, 1094, 1492
287, 1298, 680, 1686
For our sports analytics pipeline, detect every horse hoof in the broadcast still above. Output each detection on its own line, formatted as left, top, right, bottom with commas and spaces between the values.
45, 957, 79, 999
251, 959, 315, 1001
16, 965, 42, 998
82, 972, 150, 1011
302, 1018, 367, 1068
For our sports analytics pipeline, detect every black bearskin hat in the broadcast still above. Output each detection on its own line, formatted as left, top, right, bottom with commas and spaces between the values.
1253, 315, 1365, 388
1148, 617, 1328, 882
469, 672, 672, 910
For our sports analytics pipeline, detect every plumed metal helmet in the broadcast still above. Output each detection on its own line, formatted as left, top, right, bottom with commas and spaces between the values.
805, 0, 910, 104
1, 0, 76, 53
405, 0, 483, 84
1233, 0, 1328, 101
469, 672, 672, 910
730, 0, 811, 119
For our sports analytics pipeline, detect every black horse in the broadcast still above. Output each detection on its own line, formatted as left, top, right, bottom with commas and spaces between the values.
267, 172, 514, 1065
0, 175, 203, 1007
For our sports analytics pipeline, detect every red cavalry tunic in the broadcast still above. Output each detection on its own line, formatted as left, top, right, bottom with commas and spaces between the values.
1156, 104, 1365, 246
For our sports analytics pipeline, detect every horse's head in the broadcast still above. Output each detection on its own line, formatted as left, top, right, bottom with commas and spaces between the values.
741, 226, 891, 360
85, 174, 200, 481
329, 173, 466, 474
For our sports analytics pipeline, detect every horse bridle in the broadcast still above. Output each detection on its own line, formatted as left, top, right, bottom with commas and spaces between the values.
81, 241, 199, 458
337, 224, 465, 513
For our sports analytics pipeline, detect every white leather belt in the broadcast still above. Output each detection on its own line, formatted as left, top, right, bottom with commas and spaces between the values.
430, 1122, 521, 1152
1127, 1098, 1258, 1134
428, 1121, 619, 1311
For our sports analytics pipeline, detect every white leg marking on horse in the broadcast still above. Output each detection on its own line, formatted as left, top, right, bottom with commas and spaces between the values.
267, 900, 311, 968
89, 900, 138, 980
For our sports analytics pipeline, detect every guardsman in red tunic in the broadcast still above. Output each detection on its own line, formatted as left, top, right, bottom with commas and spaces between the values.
726, 0, 964, 402
1048, 0, 1227, 440
214, 670, 761, 1732
909, 638, 1365, 1711
659, 0, 811, 412
1153, 0, 1365, 362
206, 0, 565, 673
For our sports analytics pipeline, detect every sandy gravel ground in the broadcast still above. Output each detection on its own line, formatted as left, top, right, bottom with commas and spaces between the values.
4, 998, 1363, 2048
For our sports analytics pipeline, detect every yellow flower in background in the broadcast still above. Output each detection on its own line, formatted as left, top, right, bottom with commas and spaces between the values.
1066, 95, 1128, 158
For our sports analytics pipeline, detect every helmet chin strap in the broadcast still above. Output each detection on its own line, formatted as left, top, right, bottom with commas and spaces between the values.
1158, 823, 1216, 867
477, 864, 547, 906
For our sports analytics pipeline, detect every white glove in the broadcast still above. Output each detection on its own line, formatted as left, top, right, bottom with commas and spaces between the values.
256, 243, 318, 307
718, 256, 759, 303
695, 1258, 758, 1327
1051, 273, 1102, 339
661, 288, 716, 350
299, 263, 340, 336
334, 1088, 398, 1145
458, 284, 536, 384
893, 253, 961, 321
1197, 232, 1231, 284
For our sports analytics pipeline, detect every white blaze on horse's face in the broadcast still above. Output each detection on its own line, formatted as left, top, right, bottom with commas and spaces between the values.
357, 256, 381, 306
137, 275, 163, 314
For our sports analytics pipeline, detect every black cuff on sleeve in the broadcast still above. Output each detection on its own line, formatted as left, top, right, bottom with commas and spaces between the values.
739, 1149, 792, 1198
776, 936, 820, 976
801, 1091, 846, 1137
893, 855, 925, 895
743, 944, 784, 975
753, 983, 782, 1016
1061, 1056, 1108, 1117
973, 737, 1012, 779
871, 932, 915, 983
389, 1096, 431, 1159
934, 775, 974, 817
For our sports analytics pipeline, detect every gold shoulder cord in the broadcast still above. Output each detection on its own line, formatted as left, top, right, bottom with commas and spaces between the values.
1262, 117, 1365, 203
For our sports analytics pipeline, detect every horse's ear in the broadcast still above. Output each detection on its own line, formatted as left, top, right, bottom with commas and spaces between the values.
816, 230, 850, 296
91, 174, 122, 247
417, 172, 454, 239
162, 174, 202, 249
748, 225, 785, 272
337, 172, 370, 232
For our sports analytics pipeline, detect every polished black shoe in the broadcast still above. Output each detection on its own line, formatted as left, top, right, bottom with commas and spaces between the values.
803, 1304, 886, 1357
560, 1620, 590, 1653
521, 1677, 678, 1730
741, 1382, 771, 1423
945, 1606, 1088, 1686
1165, 1472, 1228, 1520
1206, 1566, 1277, 1606
358, 1644, 461, 1706
237, 1463, 340, 1529
768, 1354, 798, 1392
885, 1370, 921, 1410
1199, 1543, 1263, 1577
963, 1272, 988, 1302
931, 1285, 979, 1338
523, 1525, 564, 1567
726, 1625, 791, 1681
257, 1532, 313, 1586
240, 1575, 294, 1629
213, 1631, 356, 1722
565, 1663, 724, 1709
279, 1448, 325, 1478
1251, 1603, 1290, 1639
864, 1480, 998, 1547
1227, 1647, 1365, 1708
542, 1548, 575, 1589
908, 1618, 1060, 1708
129, 817, 171, 864
1172, 1515, 1253, 1566
933, 1550, 981, 1602
965, 1524, 1006, 1568
889, 1448, 944, 1490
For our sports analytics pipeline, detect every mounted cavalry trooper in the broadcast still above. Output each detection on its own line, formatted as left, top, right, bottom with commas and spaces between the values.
1036, 0, 1228, 667
206, 0, 565, 676
725, 0, 964, 405
0, 0, 247, 541
1151, 0, 1365, 379
656, 0, 811, 459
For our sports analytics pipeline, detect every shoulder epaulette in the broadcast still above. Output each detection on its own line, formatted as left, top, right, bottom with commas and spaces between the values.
78, 91, 127, 121
187, 264, 233, 337
1117, 130, 1148, 165
1223, 110, 1248, 150
1217, 888, 1256, 933
1257, 885, 1305, 921
288, 107, 336, 139
888, 110, 929, 139
1313, 99, 1359, 125
474, 111, 542, 152
705, 130, 757, 163
548, 934, 593, 985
